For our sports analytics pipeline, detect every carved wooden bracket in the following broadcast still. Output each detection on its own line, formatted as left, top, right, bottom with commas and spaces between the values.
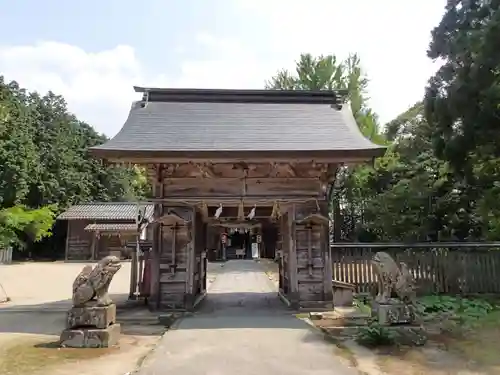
199, 201, 209, 219
195, 163, 220, 178
271, 201, 282, 221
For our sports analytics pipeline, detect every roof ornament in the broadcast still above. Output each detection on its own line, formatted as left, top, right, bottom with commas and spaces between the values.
214, 203, 223, 219
297, 199, 329, 226
140, 89, 150, 109
247, 204, 257, 220
270, 201, 282, 221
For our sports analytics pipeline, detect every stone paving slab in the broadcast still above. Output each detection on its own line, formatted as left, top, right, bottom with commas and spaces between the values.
137, 260, 357, 375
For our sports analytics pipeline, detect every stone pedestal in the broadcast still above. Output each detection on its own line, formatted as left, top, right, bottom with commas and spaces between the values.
372, 300, 416, 326
60, 323, 121, 348
371, 299, 427, 346
60, 303, 120, 348
66, 303, 116, 329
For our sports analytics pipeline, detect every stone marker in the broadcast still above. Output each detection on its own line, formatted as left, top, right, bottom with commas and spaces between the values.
59, 255, 122, 348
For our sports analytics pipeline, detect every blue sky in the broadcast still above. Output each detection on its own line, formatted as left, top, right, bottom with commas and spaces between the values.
0, 0, 446, 136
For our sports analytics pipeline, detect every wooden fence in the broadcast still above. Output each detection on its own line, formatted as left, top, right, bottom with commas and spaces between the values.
331, 242, 500, 295
0, 247, 13, 265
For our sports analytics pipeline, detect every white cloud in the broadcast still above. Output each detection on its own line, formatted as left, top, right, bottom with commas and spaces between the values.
0, 2, 446, 137
0, 41, 167, 136
182, 0, 446, 124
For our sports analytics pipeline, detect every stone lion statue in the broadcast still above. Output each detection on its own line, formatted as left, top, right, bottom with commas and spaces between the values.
372, 251, 416, 304
72, 255, 122, 307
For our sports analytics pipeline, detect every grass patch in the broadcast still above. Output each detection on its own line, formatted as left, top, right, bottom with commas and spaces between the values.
295, 313, 309, 319
353, 296, 371, 315
447, 309, 500, 369
0, 337, 117, 375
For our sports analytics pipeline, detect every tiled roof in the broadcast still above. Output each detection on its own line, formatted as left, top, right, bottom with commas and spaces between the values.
84, 223, 140, 232
57, 203, 154, 221
90, 88, 385, 155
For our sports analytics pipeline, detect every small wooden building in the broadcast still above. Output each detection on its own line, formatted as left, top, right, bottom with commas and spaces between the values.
57, 203, 154, 260
89, 87, 384, 310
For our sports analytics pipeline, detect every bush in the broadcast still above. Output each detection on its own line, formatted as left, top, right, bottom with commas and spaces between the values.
356, 322, 397, 347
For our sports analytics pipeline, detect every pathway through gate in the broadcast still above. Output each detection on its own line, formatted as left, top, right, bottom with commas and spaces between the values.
137, 260, 357, 375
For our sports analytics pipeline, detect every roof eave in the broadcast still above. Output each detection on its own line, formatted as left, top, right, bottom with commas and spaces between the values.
88, 147, 386, 163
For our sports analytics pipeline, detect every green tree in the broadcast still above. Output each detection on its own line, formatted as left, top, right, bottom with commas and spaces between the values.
425, 0, 500, 239
0, 78, 40, 207
0, 76, 150, 257
266, 53, 386, 241
0, 205, 56, 248
266, 53, 383, 142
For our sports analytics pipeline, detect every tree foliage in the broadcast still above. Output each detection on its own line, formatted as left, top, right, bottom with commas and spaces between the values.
0, 205, 56, 248
0, 77, 149, 254
267, 1, 500, 242
3, 0, 499, 252
265, 53, 385, 144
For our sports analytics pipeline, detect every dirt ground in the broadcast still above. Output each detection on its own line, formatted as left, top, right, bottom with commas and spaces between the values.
375, 311, 500, 375
0, 261, 233, 375
312, 309, 500, 375
0, 261, 132, 310
0, 324, 165, 375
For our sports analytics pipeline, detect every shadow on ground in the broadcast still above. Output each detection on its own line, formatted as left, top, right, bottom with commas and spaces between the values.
0, 293, 166, 337
0, 293, 129, 313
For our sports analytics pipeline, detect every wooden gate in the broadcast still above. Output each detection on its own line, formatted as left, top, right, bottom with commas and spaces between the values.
150, 205, 208, 311
0, 247, 13, 264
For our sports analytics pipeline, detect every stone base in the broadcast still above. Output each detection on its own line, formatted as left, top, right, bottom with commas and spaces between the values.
66, 303, 116, 329
372, 301, 415, 326
60, 323, 120, 348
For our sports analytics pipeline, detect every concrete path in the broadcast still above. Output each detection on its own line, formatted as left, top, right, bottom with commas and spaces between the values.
138, 260, 357, 375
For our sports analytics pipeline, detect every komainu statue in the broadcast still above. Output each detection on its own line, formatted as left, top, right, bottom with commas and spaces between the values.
72, 255, 122, 307
372, 251, 416, 304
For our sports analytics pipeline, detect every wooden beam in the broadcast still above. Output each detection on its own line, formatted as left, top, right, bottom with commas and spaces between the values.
159, 177, 320, 182
162, 178, 323, 197
149, 195, 325, 205
96, 149, 383, 164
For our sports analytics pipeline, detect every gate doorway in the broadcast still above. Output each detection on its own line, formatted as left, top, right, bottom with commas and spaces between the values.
198, 207, 283, 312
90, 87, 385, 311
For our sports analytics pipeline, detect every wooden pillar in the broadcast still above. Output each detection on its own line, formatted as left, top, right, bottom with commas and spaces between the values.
286, 207, 299, 309
186, 219, 195, 310
149, 205, 162, 310
64, 220, 70, 261
320, 201, 334, 306
291, 201, 333, 310
149, 165, 163, 309
129, 233, 139, 300
90, 231, 98, 261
